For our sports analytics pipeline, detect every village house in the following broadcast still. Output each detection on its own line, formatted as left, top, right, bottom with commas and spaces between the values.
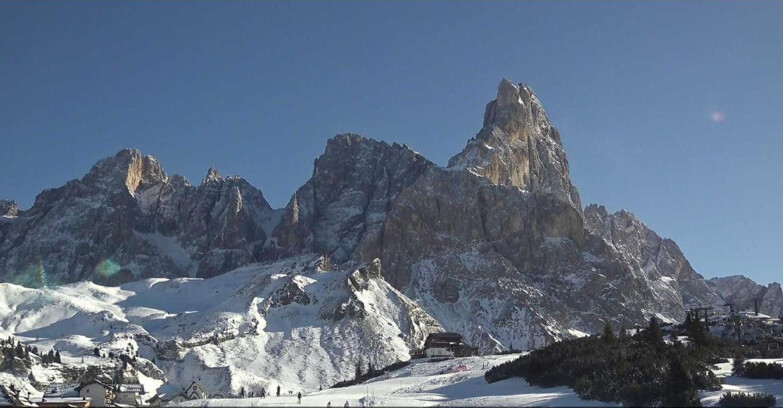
114, 384, 145, 407
147, 381, 207, 406
423, 332, 478, 358
40, 383, 90, 407
76, 380, 113, 407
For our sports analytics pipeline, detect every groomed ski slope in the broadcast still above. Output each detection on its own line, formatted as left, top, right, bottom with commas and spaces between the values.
179, 354, 614, 407
181, 356, 783, 407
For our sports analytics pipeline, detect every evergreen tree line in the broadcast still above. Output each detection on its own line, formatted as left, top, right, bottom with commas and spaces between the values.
718, 391, 776, 407
732, 359, 783, 380
2, 336, 61, 365
485, 317, 723, 407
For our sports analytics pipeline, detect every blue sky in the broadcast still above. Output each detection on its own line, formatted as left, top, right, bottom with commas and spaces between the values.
1, 1, 781, 284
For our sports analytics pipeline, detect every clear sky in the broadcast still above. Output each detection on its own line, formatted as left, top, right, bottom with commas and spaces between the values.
1, 1, 781, 284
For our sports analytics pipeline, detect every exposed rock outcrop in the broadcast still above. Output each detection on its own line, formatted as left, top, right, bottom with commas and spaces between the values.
584, 204, 724, 309
709, 275, 783, 318
448, 79, 581, 210
0, 200, 19, 217
273, 134, 432, 264
0, 149, 278, 286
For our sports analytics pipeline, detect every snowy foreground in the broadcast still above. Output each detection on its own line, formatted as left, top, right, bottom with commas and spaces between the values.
179, 354, 611, 407
178, 356, 783, 407
700, 358, 783, 407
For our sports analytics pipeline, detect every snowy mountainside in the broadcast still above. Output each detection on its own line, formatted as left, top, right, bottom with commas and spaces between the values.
0, 256, 441, 396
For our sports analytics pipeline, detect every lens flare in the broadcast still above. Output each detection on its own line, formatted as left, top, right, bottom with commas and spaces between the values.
95, 258, 121, 278
12, 261, 49, 288
710, 111, 726, 122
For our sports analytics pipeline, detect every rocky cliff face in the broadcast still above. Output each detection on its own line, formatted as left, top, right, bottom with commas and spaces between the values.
584, 204, 724, 309
710, 275, 783, 318
269, 80, 729, 352
448, 79, 581, 210
0, 149, 278, 286
273, 134, 432, 264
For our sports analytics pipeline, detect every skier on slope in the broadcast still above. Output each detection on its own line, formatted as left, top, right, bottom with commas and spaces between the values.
277, 385, 281, 397
298, 391, 302, 404
260, 387, 266, 398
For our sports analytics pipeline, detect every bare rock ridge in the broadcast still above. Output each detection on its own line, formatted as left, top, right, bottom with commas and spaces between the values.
0, 149, 278, 286
710, 275, 783, 317
584, 204, 724, 308
0, 79, 779, 352
273, 134, 433, 264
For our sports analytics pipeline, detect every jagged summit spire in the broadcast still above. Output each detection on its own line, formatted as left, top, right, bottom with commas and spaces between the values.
495, 78, 522, 108
202, 167, 223, 184
448, 78, 581, 211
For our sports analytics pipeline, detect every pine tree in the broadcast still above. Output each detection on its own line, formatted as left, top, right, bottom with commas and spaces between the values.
55, 351, 61, 364
662, 355, 700, 407
15, 342, 24, 358
618, 327, 629, 343
646, 316, 664, 349
93, 347, 100, 357
355, 359, 364, 380
603, 323, 616, 343
732, 353, 746, 376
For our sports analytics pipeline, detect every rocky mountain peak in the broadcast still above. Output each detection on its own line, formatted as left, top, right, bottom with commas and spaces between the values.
0, 200, 19, 217
274, 133, 433, 263
82, 149, 167, 196
202, 167, 223, 184
448, 79, 581, 210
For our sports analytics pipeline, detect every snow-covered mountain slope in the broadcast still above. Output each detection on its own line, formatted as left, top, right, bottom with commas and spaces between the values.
709, 275, 783, 317
0, 256, 441, 396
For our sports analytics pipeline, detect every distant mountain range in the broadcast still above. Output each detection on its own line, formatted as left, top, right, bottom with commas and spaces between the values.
1, 79, 780, 395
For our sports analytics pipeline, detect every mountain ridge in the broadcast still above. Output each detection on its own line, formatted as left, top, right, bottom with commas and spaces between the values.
1, 79, 779, 357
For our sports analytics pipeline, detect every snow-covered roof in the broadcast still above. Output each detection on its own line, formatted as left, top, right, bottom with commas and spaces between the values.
75, 380, 111, 391
115, 384, 144, 393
